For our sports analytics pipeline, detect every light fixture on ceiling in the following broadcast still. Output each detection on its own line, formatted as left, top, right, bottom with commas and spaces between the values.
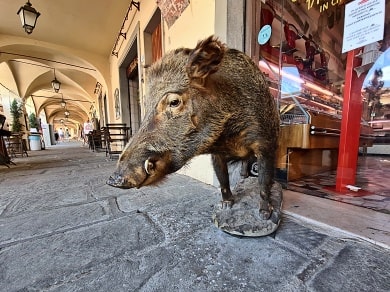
60, 94, 66, 108
17, 0, 41, 34
51, 69, 61, 93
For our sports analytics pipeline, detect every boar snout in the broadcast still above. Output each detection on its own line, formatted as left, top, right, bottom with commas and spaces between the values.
107, 171, 133, 189
107, 161, 150, 189
108, 150, 178, 190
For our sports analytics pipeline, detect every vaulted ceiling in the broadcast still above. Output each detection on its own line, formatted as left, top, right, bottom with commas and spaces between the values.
0, 0, 131, 128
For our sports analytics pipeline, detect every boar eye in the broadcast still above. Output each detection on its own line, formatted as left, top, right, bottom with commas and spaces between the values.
167, 94, 181, 108
170, 98, 180, 107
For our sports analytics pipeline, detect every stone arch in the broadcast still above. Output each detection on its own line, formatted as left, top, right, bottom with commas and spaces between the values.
0, 37, 110, 132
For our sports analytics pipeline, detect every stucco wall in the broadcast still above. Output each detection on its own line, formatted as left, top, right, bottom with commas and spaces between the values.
163, 0, 216, 50
109, 0, 232, 187
162, 0, 221, 186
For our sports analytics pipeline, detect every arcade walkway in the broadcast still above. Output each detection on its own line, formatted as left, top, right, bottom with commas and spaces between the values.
0, 142, 389, 291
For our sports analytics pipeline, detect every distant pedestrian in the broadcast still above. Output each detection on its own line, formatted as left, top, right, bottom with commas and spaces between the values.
65, 128, 70, 141
83, 120, 93, 146
58, 128, 64, 142
54, 131, 59, 142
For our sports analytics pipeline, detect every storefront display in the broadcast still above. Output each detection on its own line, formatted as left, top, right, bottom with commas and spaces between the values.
253, 0, 389, 185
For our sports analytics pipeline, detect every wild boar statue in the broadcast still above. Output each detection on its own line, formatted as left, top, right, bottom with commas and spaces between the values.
107, 36, 280, 222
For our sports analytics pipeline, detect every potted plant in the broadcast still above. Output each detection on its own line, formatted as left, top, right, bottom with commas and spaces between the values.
28, 112, 39, 132
9, 99, 28, 155
10, 99, 23, 133
28, 112, 41, 151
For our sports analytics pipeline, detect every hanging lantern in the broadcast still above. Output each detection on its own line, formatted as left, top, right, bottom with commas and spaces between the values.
17, 0, 41, 34
51, 69, 61, 93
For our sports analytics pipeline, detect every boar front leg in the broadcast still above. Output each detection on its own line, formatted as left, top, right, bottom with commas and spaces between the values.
212, 154, 234, 208
257, 153, 274, 220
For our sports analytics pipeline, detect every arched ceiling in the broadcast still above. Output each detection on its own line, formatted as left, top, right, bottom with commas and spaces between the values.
0, 0, 131, 128
0, 1, 130, 56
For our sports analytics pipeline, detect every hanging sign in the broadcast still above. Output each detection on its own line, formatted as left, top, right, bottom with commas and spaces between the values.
258, 25, 272, 45
289, 0, 344, 13
342, 0, 385, 53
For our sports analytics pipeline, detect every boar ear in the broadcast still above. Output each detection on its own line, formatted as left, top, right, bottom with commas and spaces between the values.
186, 36, 226, 80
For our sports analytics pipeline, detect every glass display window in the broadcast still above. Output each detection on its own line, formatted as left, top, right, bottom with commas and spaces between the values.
252, 0, 389, 183
257, 0, 346, 116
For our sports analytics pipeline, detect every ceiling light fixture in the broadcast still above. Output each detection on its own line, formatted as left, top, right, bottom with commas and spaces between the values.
17, 0, 40, 34
51, 69, 61, 93
60, 94, 66, 107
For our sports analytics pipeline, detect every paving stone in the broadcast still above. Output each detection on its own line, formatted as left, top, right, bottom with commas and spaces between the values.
309, 242, 390, 292
275, 218, 328, 254
0, 201, 111, 246
1, 185, 90, 217
0, 213, 164, 291
48, 246, 175, 292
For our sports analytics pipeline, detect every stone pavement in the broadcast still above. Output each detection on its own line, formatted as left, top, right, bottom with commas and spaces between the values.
0, 142, 389, 292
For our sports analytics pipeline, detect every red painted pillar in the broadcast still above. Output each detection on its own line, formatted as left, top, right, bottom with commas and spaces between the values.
335, 49, 366, 192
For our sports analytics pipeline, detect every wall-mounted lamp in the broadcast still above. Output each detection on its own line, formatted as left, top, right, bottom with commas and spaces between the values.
51, 69, 61, 93
130, 1, 140, 11
94, 82, 102, 94
112, 1, 140, 57
17, 0, 40, 34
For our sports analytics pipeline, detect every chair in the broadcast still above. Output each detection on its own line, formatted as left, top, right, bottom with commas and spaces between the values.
103, 123, 130, 159
6, 132, 28, 158
88, 130, 105, 152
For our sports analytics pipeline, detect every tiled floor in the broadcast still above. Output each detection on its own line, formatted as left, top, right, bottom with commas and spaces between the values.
288, 155, 390, 215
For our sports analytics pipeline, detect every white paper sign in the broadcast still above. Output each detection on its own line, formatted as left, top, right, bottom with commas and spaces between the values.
342, 0, 385, 53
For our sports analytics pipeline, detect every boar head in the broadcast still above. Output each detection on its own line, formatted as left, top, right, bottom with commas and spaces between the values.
107, 36, 229, 188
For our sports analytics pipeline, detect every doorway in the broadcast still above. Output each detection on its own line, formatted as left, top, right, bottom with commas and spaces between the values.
126, 59, 141, 134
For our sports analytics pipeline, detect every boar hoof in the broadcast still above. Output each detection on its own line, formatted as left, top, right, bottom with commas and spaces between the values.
270, 210, 281, 225
259, 209, 271, 220
220, 199, 234, 209
259, 200, 272, 220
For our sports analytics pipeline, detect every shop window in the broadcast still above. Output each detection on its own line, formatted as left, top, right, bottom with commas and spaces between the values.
363, 46, 390, 144
254, 0, 388, 183
258, 0, 345, 114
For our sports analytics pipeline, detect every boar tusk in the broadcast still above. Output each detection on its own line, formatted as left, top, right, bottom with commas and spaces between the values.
144, 159, 150, 175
